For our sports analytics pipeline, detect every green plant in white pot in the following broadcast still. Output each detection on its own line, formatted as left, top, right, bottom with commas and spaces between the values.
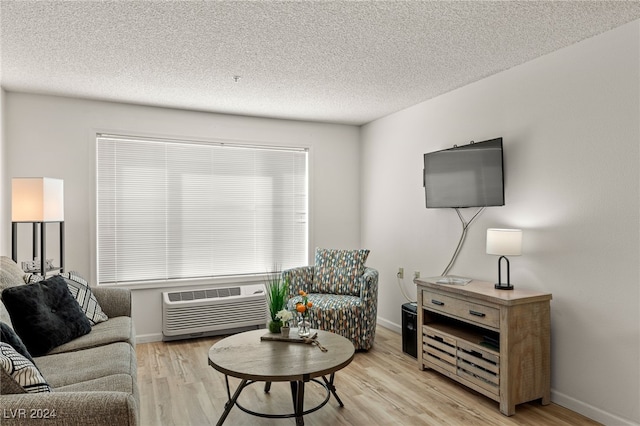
265, 269, 289, 333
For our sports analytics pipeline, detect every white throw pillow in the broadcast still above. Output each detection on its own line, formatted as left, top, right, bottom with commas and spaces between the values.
59, 271, 109, 326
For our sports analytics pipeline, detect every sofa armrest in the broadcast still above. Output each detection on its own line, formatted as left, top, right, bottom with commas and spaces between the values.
0, 392, 138, 426
91, 287, 132, 318
282, 266, 315, 298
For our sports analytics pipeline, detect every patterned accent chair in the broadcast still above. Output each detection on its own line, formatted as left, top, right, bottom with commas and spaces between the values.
283, 248, 378, 350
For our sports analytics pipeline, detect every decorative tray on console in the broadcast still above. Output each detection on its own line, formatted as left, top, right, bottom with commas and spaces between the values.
435, 276, 472, 286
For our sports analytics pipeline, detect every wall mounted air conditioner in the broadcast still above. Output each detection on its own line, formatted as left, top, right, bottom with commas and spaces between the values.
162, 284, 267, 341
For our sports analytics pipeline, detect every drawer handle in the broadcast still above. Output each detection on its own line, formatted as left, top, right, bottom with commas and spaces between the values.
431, 299, 445, 306
469, 310, 486, 317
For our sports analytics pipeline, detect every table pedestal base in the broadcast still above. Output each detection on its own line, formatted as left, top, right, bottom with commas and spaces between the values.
216, 373, 342, 426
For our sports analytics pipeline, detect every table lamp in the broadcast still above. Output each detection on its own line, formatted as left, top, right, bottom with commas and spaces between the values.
486, 228, 522, 290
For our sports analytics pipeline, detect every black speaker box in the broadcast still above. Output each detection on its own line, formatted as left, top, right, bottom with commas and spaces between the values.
401, 302, 417, 358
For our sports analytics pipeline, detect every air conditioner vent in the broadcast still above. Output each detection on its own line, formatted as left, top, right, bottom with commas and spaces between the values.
166, 286, 244, 302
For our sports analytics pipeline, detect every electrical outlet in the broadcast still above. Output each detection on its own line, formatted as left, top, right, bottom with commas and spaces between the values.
397, 267, 404, 279
414, 271, 421, 279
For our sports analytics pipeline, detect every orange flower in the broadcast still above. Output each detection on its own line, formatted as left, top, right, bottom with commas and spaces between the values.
296, 289, 311, 317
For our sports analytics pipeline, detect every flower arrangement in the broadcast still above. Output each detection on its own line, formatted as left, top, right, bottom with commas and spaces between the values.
295, 290, 313, 337
295, 290, 313, 316
275, 309, 293, 326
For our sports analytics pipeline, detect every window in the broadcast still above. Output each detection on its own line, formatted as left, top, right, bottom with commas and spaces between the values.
96, 134, 308, 285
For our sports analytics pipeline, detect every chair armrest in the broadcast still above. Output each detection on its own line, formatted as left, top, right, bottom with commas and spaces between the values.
91, 287, 132, 318
0, 392, 138, 426
360, 267, 379, 303
283, 266, 315, 298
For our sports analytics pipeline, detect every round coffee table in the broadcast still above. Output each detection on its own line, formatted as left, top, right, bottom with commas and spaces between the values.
208, 328, 355, 426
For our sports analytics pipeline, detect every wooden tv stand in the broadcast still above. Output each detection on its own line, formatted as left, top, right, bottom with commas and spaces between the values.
414, 277, 552, 416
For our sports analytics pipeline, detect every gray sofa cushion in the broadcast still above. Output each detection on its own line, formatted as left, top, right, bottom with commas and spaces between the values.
0, 256, 26, 292
35, 342, 136, 388
56, 373, 140, 420
55, 373, 135, 393
0, 302, 13, 330
1, 366, 26, 394
48, 316, 134, 354
91, 287, 132, 318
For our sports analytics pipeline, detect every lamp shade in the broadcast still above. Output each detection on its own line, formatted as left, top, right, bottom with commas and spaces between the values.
486, 228, 522, 256
12, 177, 64, 222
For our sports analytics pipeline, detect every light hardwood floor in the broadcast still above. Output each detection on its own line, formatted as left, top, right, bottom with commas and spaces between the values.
137, 326, 600, 425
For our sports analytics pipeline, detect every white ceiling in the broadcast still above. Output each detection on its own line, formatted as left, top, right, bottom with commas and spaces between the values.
2, 1, 640, 126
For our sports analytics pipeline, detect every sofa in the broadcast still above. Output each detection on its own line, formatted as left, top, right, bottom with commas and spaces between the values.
0, 256, 139, 426
284, 248, 379, 350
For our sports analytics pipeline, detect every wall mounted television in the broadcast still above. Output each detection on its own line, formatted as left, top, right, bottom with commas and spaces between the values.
423, 137, 504, 208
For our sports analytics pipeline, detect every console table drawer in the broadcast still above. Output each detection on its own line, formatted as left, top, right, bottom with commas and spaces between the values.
423, 326, 457, 374
457, 340, 500, 395
422, 290, 499, 329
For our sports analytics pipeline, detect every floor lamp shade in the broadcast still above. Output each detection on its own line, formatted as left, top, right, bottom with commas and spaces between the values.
12, 178, 64, 222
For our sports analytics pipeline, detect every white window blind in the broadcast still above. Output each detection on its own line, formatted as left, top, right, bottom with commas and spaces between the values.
96, 135, 308, 285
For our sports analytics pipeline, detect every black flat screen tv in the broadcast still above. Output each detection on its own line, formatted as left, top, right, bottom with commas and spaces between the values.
423, 138, 504, 208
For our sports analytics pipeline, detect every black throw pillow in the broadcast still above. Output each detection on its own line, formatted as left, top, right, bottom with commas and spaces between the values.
0, 322, 34, 364
1, 275, 92, 356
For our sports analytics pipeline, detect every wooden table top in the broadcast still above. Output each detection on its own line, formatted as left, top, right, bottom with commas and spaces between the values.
415, 277, 552, 306
208, 329, 355, 382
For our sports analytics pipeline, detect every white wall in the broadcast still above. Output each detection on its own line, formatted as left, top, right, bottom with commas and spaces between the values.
4, 93, 361, 339
361, 21, 640, 425
0, 88, 7, 256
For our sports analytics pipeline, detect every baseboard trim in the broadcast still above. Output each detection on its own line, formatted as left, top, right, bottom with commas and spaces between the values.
136, 333, 163, 344
376, 316, 401, 334
551, 390, 639, 426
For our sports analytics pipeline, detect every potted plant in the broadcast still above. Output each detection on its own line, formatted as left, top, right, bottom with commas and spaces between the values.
265, 269, 289, 333
276, 309, 293, 337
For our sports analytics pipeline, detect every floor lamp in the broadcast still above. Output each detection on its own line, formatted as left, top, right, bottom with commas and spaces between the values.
11, 177, 65, 275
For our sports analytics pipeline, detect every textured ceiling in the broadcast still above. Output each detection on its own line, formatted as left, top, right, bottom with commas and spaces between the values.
2, 1, 640, 125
